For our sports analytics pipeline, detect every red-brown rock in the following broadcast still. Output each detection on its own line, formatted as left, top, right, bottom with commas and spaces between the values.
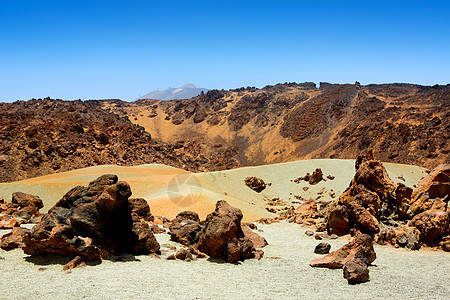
0, 227, 30, 250
343, 259, 370, 284
310, 234, 376, 269
0, 215, 21, 229
241, 224, 268, 249
409, 209, 449, 246
63, 256, 87, 271
197, 200, 255, 262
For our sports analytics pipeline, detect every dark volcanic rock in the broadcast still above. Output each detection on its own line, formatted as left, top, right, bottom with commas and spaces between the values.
21, 174, 160, 261
244, 177, 267, 193
314, 242, 331, 254
197, 200, 255, 263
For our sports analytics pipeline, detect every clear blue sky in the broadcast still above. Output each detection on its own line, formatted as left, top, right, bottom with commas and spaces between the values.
1, 0, 449, 102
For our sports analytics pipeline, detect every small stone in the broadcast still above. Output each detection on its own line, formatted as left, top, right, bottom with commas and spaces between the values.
166, 254, 176, 260
343, 259, 370, 284
305, 230, 314, 237
314, 242, 331, 254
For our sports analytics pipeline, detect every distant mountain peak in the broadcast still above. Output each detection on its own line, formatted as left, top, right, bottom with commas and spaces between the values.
181, 83, 200, 89
138, 83, 208, 101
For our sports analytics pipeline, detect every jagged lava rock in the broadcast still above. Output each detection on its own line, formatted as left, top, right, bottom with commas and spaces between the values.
197, 200, 255, 263
310, 234, 376, 269
22, 174, 160, 261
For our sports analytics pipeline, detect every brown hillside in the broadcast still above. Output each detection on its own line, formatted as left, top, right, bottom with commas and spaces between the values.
0, 98, 202, 182
109, 82, 449, 170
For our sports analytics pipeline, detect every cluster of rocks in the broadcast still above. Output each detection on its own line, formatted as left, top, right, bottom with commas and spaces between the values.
311, 234, 376, 284
1, 175, 161, 268
1, 176, 267, 270
277, 150, 449, 252
166, 201, 267, 263
293, 168, 324, 185
0, 192, 44, 229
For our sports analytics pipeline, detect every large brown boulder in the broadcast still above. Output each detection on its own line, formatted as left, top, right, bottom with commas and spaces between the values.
408, 164, 450, 217
310, 234, 376, 269
197, 200, 255, 262
409, 209, 449, 246
22, 174, 160, 261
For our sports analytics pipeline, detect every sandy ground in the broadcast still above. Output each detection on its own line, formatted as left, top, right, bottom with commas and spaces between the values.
0, 159, 426, 222
0, 221, 448, 299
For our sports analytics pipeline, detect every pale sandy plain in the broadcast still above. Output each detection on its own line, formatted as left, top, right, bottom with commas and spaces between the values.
1, 159, 449, 299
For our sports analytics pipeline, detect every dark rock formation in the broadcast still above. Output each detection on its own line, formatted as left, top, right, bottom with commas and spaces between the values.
20, 174, 160, 261
169, 211, 203, 247
314, 242, 331, 254
244, 177, 267, 193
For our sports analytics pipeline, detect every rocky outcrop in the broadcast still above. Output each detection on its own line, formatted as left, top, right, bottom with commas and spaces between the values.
20, 174, 160, 262
326, 150, 395, 236
0, 192, 44, 222
244, 177, 267, 193
197, 200, 255, 263
294, 168, 324, 185
310, 234, 376, 269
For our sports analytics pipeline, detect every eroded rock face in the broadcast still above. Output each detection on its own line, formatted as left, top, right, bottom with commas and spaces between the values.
408, 164, 449, 217
310, 234, 376, 269
21, 174, 160, 261
197, 200, 255, 262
